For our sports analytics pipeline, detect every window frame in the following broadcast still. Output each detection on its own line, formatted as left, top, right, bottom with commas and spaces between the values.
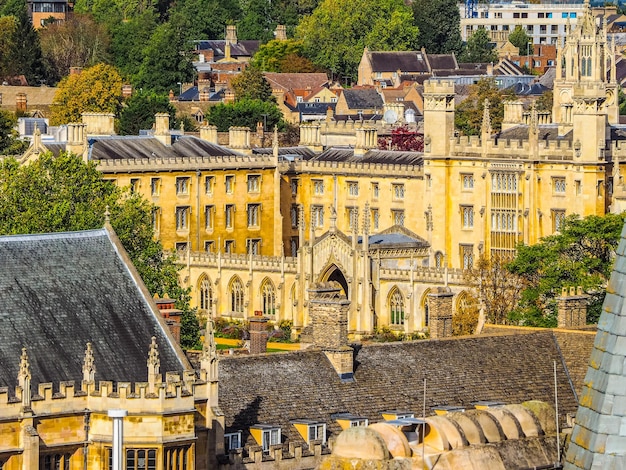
175, 206, 190, 231
247, 203, 260, 228
176, 177, 190, 196
247, 174, 261, 193
225, 175, 235, 194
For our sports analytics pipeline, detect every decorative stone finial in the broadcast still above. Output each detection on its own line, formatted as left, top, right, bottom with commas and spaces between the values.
17, 347, 32, 408
481, 99, 492, 138
363, 202, 370, 235
104, 205, 111, 225
147, 337, 160, 393
83, 342, 96, 382
329, 205, 337, 233
201, 318, 219, 382
18, 347, 31, 385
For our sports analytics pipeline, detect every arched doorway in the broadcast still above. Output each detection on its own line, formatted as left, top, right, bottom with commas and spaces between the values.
320, 264, 349, 297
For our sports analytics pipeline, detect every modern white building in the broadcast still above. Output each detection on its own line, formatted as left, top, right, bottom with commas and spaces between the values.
459, 1, 585, 45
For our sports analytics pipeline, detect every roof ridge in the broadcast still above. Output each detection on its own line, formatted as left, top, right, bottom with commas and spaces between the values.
0, 228, 107, 242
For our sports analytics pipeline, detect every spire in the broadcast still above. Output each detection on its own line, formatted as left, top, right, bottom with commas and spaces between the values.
481, 99, 492, 141
17, 347, 31, 408
147, 337, 160, 394
201, 318, 219, 382
363, 202, 370, 236
580, 0, 596, 36
272, 126, 279, 160
83, 342, 96, 383
104, 205, 111, 226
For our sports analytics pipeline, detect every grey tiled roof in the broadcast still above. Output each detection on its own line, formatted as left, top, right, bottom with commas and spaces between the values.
312, 148, 423, 165
342, 89, 384, 109
564, 222, 626, 468
368, 52, 430, 73
89, 135, 241, 160
218, 331, 578, 448
0, 229, 187, 388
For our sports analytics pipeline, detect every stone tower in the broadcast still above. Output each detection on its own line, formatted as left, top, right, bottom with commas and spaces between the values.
423, 79, 455, 156
553, 0, 618, 150
564, 223, 626, 468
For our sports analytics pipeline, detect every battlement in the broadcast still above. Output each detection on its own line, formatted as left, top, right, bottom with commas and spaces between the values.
188, 251, 298, 272
95, 154, 277, 172
423, 79, 455, 95
450, 134, 573, 159
296, 158, 423, 176
0, 373, 208, 420
573, 82, 608, 97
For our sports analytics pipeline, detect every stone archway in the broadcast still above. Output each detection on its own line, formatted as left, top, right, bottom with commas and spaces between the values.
319, 264, 349, 298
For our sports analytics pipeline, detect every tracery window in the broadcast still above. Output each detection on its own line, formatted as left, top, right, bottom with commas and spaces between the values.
261, 279, 276, 317
229, 277, 244, 315
389, 287, 405, 326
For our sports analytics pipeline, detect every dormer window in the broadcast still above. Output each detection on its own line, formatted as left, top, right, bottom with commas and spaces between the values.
225, 431, 242, 451
250, 425, 281, 452
332, 413, 369, 430
292, 420, 327, 445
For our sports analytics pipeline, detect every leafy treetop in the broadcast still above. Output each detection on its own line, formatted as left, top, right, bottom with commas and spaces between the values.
411, 0, 462, 55
230, 66, 275, 102
459, 28, 497, 64
118, 90, 177, 136
295, 0, 419, 81
455, 78, 515, 136
507, 213, 625, 327
50, 63, 124, 125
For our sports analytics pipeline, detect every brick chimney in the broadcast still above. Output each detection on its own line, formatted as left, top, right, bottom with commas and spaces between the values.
154, 295, 182, 344
557, 286, 588, 328
249, 312, 269, 355
427, 287, 454, 339
15, 92, 27, 112
309, 282, 354, 381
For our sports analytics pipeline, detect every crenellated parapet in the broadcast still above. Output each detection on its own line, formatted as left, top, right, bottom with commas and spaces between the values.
95, 154, 277, 172
296, 159, 423, 177
188, 251, 298, 272
450, 135, 574, 161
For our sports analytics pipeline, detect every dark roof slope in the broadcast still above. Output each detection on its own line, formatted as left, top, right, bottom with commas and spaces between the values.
218, 331, 578, 446
312, 148, 423, 165
172, 136, 242, 157
342, 89, 384, 109
368, 51, 429, 73
0, 229, 186, 388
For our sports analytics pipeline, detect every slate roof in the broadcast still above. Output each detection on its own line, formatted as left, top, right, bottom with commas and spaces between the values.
88, 135, 241, 160
312, 148, 423, 165
0, 228, 187, 388
358, 225, 429, 248
496, 124, 572, 142
252, 146, 316, 159
218, 331, 579, 447
194, 40, 260, 60
507, 82, 551, 96
368, 51, 430, 73
341, 89, 384, 109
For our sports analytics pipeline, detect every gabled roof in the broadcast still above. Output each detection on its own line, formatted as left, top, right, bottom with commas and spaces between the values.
194, 40, 260, 60
428, 53, 458, 71
0, 228, 188, 388
218, 331, 579, 447
264, 73, 329, 92
507, 82, 551, 96
341, 88, 384, 109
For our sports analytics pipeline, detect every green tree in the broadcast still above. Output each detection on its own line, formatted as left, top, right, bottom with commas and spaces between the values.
252, 39, 305, 71
0, 0, 46, 84
119, 90, 177, 135
206, 98, 283, 132
0, 109, 26, 155
0, 152, 201, 349
39, 14, 111, 84
455, 78, 514, 135
50, 63, 124, 125
169, 0, 241, 42
0, 15, 17, 79
237, 0, 274, 41
230, 67, 275, 102
507, 213, 625, 327
134, 22, 195, 94
295, 0, 419, 81
508, 25, 533, 56
535, 90, 553, 112
412, 0, 462, 54
109, 10, 158, 81
459, 28, 497, 63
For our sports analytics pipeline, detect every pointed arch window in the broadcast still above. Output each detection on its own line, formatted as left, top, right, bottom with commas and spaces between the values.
199, 276, 213, 313
389, 288, 405, 326
229, 277, 245, 315
434, 251, 444, 269
261, 279, 276, 317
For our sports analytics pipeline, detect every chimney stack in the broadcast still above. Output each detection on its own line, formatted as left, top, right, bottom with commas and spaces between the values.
228, 126, 251, 153
427, 287, 454, 339
557, 286, 588, 328
154, 295, 182, 343
200, 125, 218, 144
154, 113, 171, 146
309, 282, 354, 381
249, 313, 269, 354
